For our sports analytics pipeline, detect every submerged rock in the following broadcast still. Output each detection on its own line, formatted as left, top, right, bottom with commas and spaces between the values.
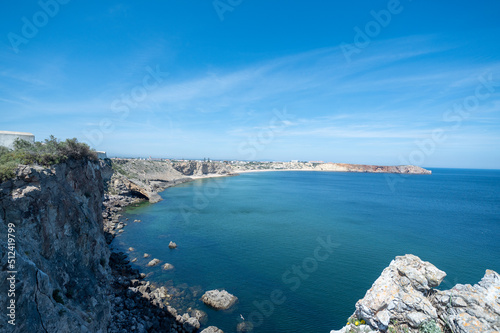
162, 263, 174, 270
201, 289, 238, 310
236, 321, 254, 332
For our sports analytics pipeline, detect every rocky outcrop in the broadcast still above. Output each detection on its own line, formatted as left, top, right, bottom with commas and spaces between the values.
0, 159, 110, 333
432, 269, 500, 333
201, 289, 238, 310
331, 255, 500, 333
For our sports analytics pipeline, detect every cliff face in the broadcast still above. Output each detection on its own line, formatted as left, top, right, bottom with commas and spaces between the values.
0, 160, 110, 333
331, 255, 500, 333
102, 159, 233, 204
172, 161, 233, 176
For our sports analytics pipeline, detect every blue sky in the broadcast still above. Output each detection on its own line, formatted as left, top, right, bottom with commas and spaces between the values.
1, 1, 499, 168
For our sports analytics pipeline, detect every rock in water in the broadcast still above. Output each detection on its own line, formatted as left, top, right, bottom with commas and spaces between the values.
169, 241, 177, 249
162, 263, 174, 270
147, 258, 161, 267
236, 321, 253, 332
201, 289, 238, 310
202, 326, 224, 333
190, 309, 208, 325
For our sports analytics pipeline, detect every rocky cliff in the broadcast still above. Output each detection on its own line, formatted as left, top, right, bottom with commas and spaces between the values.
0, 159, 110, 333
331, 255, 500, 333
102, 159, 233, 205
171, 160, 233, 177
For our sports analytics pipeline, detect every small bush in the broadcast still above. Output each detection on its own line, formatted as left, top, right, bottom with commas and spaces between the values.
0, 136, 98, 182
419, 320, 442, 333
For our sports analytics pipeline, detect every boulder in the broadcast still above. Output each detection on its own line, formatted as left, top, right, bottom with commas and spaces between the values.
201, 289, 238, 310
201, 326, 224, 333
162, 263, 174, 270
190, 309, 208, 325
147, 258, 161, 267
169, 241, 177, 249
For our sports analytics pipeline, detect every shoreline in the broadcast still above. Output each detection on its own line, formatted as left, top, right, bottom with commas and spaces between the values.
102, 161, 432, 332
103, 168, 240, 332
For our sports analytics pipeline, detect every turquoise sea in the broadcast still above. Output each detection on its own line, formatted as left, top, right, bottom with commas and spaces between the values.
112, 168, 500, 333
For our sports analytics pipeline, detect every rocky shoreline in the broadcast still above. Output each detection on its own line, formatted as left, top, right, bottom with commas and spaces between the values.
101, 159, 235, 333
102, 159, 499, 333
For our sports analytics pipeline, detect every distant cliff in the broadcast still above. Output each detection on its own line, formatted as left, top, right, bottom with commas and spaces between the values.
0, 159, 110, 333
232, 161, 432, 174
102, 159, 233, 204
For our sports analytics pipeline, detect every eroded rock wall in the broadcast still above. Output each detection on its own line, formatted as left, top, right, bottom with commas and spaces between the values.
0, 159, 110, 333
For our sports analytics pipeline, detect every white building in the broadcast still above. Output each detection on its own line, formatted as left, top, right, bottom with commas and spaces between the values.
0, 131, 35, 149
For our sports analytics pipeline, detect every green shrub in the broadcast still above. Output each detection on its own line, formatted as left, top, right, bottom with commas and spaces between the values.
0, 135, 98, 182
419, 320, 443, 333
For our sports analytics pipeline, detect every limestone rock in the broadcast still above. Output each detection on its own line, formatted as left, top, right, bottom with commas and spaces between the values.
162, 263, 174, 270
169, 241, 177, 249
432, 269, 500, 333
330, 255, 500, 333
147, 258, 161, 267
176, 313, 200, 333
190, 309, 208, 325
201, 326, 224, 333
354, 254, 445, 331
201, 289, 238, 310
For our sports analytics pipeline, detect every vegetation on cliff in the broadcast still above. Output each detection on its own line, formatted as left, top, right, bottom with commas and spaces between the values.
0, 135, 97, 182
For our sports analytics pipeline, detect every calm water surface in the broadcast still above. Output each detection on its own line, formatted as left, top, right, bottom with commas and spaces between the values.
112, 168, 500, 333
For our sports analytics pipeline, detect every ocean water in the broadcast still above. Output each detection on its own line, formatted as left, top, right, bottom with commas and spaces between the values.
112, 169, 500, 333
